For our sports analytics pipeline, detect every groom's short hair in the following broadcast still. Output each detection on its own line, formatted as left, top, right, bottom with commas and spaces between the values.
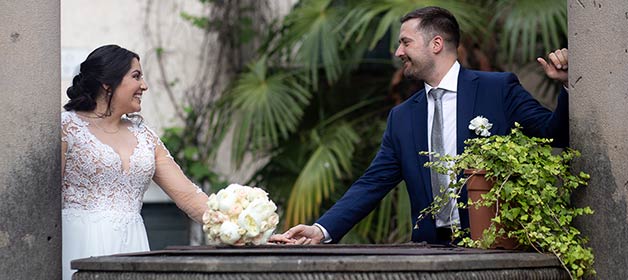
401, 6, 460, 50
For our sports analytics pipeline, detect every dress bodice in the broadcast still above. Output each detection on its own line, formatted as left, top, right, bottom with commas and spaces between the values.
61, 110, 210, 280
61, 111, 157, 213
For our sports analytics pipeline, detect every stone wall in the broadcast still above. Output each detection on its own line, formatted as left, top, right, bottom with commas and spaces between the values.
0, 0, 61, 279
569, 0, 628, 279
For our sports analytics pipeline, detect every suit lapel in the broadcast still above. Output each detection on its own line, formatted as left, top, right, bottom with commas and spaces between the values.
410, 90, 432, 200
456, 68, 479, 154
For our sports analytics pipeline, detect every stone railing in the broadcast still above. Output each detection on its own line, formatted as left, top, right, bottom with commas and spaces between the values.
71, 244, 569, 280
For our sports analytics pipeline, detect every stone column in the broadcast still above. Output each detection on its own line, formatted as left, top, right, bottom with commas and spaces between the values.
569, 0, 628, 279
0, 1, 61, 279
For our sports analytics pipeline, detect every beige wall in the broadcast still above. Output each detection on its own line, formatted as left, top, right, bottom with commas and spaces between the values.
0, 0, 61, 278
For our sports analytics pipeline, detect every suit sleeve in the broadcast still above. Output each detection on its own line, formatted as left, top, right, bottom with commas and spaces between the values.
502, 73, 569, 147
316, 110, 403, 242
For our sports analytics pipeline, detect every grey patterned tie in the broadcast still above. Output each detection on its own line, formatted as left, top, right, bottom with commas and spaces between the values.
429, 88, 452, 225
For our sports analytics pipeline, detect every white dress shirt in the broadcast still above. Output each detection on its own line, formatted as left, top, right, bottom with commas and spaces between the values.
425, 61, 460, 228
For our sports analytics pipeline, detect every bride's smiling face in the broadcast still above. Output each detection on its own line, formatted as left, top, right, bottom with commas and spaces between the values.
110, 58, 148, 114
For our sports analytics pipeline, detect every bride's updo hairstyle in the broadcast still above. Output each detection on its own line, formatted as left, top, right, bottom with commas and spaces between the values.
64, 45, 140, 114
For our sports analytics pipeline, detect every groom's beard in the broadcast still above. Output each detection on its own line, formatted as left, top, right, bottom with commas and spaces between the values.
401, 56, 434, 81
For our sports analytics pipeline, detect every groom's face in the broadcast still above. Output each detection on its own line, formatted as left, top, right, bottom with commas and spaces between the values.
395, 18, 435, 81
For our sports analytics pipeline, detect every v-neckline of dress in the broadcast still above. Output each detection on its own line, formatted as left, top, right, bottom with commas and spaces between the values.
71, 111, 141, 175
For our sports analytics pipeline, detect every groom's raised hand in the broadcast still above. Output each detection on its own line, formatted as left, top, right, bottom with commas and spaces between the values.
267, 224, 323, 245
537, 48, 569, 87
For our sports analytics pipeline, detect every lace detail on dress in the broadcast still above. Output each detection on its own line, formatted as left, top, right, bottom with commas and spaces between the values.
61, 111, 156, 213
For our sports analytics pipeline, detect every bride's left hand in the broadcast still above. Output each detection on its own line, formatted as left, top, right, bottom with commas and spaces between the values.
267, 234, 313, 245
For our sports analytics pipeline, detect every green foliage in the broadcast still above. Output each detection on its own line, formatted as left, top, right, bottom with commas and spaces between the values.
349, 182, 413, 244
492, 0, 567, 64
180, 11, 210, 30
160, 109, 228, 191
269, 0, 346, 87
224, 56, 312, 168
421, 124, 594, 279
341, 0, 487, 52
284, 123, 359, 226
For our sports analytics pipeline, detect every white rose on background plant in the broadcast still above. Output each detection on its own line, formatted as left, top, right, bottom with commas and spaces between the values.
469, 116, 493, 137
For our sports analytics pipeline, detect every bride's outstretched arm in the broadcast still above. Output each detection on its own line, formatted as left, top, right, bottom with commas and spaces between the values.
152, 139, 209, 224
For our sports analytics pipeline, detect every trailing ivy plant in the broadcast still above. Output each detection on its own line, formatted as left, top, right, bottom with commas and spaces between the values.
418, 123, 594, 279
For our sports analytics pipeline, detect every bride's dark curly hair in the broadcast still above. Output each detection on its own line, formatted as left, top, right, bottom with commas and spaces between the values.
63, 45, 140, 116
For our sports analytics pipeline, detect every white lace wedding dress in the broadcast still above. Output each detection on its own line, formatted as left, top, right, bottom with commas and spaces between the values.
61, 111, 208, 280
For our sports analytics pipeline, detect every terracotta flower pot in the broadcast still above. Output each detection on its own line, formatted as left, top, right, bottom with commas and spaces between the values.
464, 169, 518, 250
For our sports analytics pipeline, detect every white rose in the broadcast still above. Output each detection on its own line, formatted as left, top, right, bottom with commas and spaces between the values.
210, 224, 222, 236
226, 184, 252, 209
259, 213, 279, 232
219, 221, 242, 245
260, 229, 275, 244
207, 193, 219, 210
224, 183, 245, 194
468, 116, 493, 136
204, 223, 222, 244
217, 189, 244, 216
237, 210, 261, 238
246, 198, 277, 221
265, 213, 279, 231
204, 210, 229, 225
247, 187, 268, 201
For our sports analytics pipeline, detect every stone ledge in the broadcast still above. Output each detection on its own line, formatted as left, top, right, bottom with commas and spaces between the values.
71, 244, 569, 279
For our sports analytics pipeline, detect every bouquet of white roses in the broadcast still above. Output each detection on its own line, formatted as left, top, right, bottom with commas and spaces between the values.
202, 183, 279, 245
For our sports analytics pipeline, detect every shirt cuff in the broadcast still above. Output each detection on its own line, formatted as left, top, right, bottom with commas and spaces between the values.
313, 223, 332, 244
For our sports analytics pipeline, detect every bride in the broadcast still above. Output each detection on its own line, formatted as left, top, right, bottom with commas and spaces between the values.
61, 45, 208, 280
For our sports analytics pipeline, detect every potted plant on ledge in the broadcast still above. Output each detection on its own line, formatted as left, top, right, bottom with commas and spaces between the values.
418, 118, 595, 279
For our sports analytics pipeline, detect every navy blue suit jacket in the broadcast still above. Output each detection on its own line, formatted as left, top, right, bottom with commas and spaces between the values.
316, 67, 569, 244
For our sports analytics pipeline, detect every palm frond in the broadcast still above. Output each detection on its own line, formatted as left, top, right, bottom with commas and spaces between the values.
350, 182, 412, 243
284, 123, 360, 228
494, 0, 567, 63
272, 0, 346, 87
226, 57, 311, 168
343, 0, 488, 53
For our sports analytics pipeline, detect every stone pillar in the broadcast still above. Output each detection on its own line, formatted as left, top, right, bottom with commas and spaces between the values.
0, 1, 61, 279
569, 0, 628, 279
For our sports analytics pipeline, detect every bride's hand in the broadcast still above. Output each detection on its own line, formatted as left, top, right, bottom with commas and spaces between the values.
267, 225, 322, 245
267, 233, 296, 244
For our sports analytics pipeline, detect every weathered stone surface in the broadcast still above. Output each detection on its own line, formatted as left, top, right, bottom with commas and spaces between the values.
72, 245, 569, 279
73, 269, 568, 280
0, 0, 61, 279
569, 0, 628, 279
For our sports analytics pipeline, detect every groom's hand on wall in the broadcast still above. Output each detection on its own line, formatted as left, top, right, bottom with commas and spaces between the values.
537, 48, 569, 87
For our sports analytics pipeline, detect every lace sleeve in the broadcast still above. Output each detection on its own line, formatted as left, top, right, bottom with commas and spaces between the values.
146, 127, 209, 224
61, 111, 75, 150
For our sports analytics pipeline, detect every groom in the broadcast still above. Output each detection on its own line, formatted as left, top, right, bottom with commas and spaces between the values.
270, 6, 569, 245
